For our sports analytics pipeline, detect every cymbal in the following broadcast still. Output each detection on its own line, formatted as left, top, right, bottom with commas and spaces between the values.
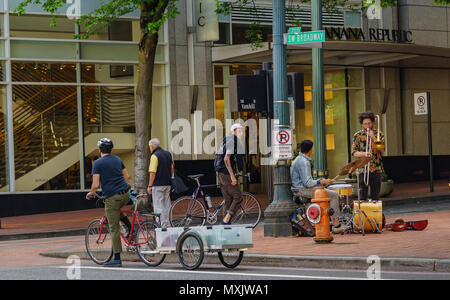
338, 157, 371, 175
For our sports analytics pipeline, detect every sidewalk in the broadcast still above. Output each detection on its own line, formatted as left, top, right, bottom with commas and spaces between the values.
0, 180, 449, 272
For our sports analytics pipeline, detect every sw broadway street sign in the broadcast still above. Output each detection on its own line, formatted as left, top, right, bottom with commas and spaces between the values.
285, 27, 325, 48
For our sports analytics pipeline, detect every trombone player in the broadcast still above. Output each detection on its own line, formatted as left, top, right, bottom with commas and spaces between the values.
351, 112, 385, 201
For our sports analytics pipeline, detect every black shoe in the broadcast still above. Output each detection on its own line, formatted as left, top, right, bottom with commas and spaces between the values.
126, 228, 138, 241
103, 259, 122, 267
220, 221, 232, 225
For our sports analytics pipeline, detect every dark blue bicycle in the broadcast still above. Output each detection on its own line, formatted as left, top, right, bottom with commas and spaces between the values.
169, 174, 262, 228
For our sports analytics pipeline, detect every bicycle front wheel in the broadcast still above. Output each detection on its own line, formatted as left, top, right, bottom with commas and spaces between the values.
231, 192, 262, 228
170, 196, 206, 227
85, 219, 113, 265
136, 220, 166, 267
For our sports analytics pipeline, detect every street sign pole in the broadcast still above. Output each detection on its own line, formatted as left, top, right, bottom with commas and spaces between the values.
263, 0, 296, 238
312, 0, 327, 178
427, 92, 433, 192
414, 92, 433, 193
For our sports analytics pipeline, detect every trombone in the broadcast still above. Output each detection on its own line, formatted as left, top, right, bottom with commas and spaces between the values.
363, 128, 372, 186
363, 114, 385, 186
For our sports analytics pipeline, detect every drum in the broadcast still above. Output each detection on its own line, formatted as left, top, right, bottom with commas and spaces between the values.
352, 201, 383, 233
328, 184, 353, 196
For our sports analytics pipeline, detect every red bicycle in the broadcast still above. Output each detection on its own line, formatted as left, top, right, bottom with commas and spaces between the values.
85, 192, 166, 267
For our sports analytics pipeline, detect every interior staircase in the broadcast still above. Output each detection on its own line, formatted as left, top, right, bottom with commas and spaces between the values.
0, 63, 135, 191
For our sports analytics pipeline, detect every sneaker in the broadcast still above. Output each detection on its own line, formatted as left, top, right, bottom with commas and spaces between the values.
103, 259, 122, 267
220, 221, 232, 225
332, 224, 351, 234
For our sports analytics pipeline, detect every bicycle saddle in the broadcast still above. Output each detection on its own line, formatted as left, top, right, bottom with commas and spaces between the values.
188, 174, 204, 179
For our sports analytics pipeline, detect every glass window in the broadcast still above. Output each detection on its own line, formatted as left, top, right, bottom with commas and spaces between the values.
11, 40, 77, 60
81, 63, 135, 84
10, 15, 75, 39
80, 42, 137, 61
82, 84, 136, 186
12, 84, 80, 191
83, 85, 135, 134
0, 61, 5, 81
12, 62, 76, 82
215, 23, 231, 45
344, 11, 362, 28
232, 24, 272, 45
0, 85, 7, 190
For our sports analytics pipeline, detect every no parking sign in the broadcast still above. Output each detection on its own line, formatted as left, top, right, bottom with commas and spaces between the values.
414, 92, 428, 115
272, 129, 293, 160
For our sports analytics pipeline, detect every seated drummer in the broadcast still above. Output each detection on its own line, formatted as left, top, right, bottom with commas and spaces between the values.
291, 140, 349, 234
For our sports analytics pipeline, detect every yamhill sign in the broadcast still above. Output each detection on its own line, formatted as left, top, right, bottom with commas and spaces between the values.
324, 27, 413, 43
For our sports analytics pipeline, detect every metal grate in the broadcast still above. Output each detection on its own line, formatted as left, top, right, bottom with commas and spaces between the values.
231, 3, 344, 26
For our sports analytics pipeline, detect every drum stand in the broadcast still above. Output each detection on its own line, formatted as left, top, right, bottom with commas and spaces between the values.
354, 169, 366, 236
353, 169, 382, 235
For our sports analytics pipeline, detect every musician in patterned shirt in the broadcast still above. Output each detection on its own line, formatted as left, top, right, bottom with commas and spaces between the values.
352, 112, 385, 201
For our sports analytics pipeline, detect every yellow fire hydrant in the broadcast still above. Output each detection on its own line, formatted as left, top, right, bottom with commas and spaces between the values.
307, 187, 334, 244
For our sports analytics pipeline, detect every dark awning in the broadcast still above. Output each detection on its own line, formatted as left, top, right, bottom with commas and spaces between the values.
212, 41, 450, 69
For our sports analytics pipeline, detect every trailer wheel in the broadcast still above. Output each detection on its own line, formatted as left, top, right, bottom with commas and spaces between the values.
218, 251, 244, 269
177, 232, 204, 270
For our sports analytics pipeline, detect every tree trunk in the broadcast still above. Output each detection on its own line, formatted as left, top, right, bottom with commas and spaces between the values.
134, 7, 159, 193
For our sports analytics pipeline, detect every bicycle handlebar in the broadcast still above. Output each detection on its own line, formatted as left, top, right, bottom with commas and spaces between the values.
88, 190, 143, 201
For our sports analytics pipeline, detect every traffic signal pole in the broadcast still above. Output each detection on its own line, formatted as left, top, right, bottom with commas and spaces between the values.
263, 0, 296, 237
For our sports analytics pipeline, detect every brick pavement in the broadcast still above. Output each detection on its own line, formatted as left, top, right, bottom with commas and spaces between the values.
0, 179, 448, 260
249, 210, 450, 259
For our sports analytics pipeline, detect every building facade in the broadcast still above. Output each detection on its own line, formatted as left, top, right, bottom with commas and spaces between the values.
0, 0, 449, 216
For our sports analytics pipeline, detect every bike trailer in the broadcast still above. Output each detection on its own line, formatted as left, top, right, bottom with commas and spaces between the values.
155, 224, 253, 253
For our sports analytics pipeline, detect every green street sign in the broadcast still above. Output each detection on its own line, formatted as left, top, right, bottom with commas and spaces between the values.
286, 30, 325, 45
288, 27, 302, 35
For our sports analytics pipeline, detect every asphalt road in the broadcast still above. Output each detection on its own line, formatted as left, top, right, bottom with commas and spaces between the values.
0, 261, 449, 280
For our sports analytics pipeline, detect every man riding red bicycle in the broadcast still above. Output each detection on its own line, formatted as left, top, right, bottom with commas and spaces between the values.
86, 138, 131, 267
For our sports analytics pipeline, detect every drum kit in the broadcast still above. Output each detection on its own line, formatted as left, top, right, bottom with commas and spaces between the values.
328, 155, 383, 236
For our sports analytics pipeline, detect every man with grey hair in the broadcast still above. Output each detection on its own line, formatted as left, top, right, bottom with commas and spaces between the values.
147, 138, 174, 228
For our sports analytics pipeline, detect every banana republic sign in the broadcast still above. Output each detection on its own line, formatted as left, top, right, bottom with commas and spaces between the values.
196, 0, 219, 42
325, 27, 413, 43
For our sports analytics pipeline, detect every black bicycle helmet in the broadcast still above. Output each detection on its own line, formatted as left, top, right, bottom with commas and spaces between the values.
97, 138, 113, 153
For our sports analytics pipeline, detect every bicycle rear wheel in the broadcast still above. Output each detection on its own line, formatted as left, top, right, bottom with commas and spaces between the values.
85, 219, 113, 265
231, 192, 262, 228
170, 196, 206, 227
136, 220, 166, 267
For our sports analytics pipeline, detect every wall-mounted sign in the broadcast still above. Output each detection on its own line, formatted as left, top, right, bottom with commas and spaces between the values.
324, 27, 413, 43
196, 0, 219, 42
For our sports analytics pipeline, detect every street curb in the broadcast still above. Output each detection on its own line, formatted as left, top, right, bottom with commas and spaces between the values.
383, 194, 450, 207
39, 250, 450, 273
0, 228, 86, 242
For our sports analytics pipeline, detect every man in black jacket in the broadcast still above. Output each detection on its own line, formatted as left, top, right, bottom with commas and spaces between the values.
214, 124, 245, 225
147, 138, 174, 228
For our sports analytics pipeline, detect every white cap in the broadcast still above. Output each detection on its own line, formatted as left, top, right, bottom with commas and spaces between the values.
230, 123, 244, 132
